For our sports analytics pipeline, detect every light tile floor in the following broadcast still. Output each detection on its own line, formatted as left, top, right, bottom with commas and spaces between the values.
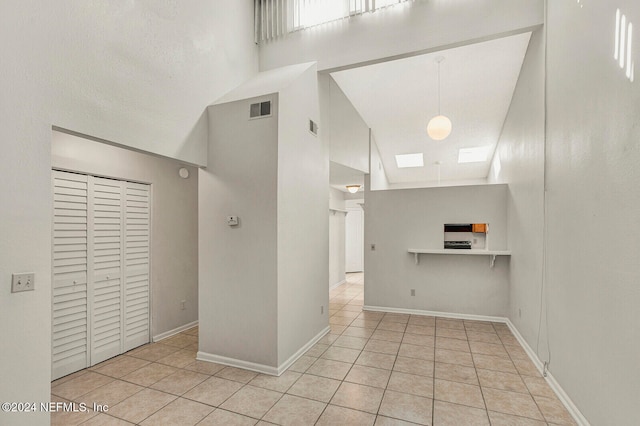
51, 273, 575, 425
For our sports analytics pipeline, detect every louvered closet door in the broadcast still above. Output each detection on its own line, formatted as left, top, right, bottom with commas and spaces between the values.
52, 171, 89, 380
52, 171, 151, 380
123, 182, 150, 351
90, 177, 124, 365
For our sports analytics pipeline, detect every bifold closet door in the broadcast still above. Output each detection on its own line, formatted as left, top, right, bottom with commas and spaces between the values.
52, 171, 90, 380
52, 171, 150, 380
90, 177, 124, 365
123, 181, 150, 351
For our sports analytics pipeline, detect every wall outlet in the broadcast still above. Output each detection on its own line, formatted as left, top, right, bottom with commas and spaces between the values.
181, 300, 186, 310
410, 289, 416, 296
12, 273, 35, 293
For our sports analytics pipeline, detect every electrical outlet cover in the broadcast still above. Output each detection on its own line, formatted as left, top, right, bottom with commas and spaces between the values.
12, 273, 35, 293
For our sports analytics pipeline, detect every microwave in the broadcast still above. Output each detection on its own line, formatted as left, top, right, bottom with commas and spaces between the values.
444, 223, 488, 250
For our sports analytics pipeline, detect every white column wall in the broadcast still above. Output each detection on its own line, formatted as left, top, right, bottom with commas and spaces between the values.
200, 95, 280, 367
277, 65, 329, 365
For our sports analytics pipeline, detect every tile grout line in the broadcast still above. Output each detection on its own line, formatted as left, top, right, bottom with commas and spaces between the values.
53, 274, 570, 426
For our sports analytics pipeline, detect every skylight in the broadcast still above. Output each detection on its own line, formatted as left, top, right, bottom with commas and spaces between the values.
396, 153, 424, 168
458, 147, 490, 164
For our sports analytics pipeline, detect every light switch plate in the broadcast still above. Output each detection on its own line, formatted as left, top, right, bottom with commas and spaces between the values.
12, 273, 35, 293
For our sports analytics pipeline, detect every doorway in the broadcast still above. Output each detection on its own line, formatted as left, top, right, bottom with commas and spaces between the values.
345, 205, 364, 273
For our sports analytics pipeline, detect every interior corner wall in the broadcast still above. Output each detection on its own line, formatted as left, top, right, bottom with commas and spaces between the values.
543, 1, 640, 424
259, 0, 543, 72
488, 29, 545, 351
364, 181, 509, 316
51, 131, 199, 338
277, 65, 330, 365
200, 96, 279, 367
0, 3, 257, 424
369, 133, 390, 191
329, 188, 347, 288
324, 75, 370, 173
49, 2, 258, 166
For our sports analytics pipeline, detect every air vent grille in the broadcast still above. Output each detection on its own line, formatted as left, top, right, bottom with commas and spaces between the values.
250, 101, 271, 119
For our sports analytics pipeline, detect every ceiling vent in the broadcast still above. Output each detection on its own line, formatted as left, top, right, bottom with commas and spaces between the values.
309, 119, 318, 136
250, 101, 271, 119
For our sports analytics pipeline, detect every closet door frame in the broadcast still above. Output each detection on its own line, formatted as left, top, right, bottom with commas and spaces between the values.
51, 168, 153, 379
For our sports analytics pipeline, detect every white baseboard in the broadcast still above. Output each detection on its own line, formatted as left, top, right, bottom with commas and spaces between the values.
153, 320, 198, 342
197, 351, 280, 376
363, 305, 507, 324
330, 279, 346, 290
197, 325, 331, 377
364, 305, 588, 425
505, 320, 590, 426
276, 326, 330, 375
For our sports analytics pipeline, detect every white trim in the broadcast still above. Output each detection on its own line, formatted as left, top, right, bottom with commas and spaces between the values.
153, 320, 199, 342
330, 279, 347, 290
197, 325, 331, 377
365, 306, 588, 424
276, 326, 330, 375
363, 305, 507, 323
197, 351, 280, 376
505, 319, 590, 426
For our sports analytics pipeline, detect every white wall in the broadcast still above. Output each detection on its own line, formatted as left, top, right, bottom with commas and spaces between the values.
0, 3, 256, 424
260, 0, 543, 72
488, 29, 545, 349
324, 76, 370, 173
277, 64, 329, 365
364, 182, 509, 316
329, 189, 347, 288
541, 1, 640, 424
200, 63, 327, 370
201, 94, 280, 367
51, 131, 199, 339
369, 133, 390, 191
44, 1, 256, 166
345, 205, 365, 273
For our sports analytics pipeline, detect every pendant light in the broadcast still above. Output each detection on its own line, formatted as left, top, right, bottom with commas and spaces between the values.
427, 56, 452, 141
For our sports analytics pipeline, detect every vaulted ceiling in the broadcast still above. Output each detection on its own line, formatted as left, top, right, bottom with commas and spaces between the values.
330, 32, 532, 187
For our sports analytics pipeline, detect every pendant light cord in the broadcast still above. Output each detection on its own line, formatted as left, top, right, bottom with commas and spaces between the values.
437, 60, 441, 115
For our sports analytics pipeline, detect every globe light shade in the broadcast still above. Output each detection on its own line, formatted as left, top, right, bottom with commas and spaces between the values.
427, 115, 452, 141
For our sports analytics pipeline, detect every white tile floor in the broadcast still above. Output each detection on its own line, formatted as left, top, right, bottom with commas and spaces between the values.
50, 273, 575, 425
